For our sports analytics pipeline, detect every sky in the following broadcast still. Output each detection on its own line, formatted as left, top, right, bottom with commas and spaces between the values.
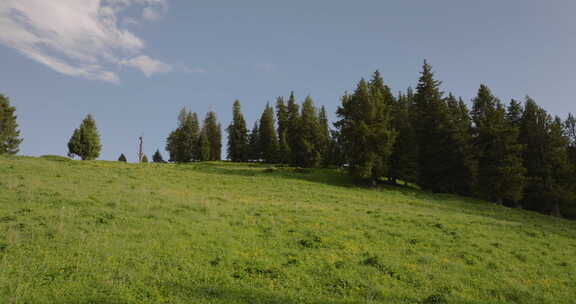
1, 0, 575, 161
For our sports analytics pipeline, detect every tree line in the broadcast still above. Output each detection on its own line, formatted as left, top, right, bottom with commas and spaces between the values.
1, 62, 575, 218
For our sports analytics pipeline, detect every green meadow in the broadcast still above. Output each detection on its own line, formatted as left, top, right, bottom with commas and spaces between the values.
0, 155, 575, 303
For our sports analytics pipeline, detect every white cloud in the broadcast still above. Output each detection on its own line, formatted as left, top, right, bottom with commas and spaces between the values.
0, 0, 170, 83
120, 55, 172, 77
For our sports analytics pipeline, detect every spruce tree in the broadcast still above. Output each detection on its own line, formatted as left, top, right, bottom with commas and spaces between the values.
203, 111, 222, 161
152, 149, 164, 163
471, 85, 525, 205
412, 61, 454, 192
318, 106, 331, 166
227, 100, 249, 162
335, 71, 396, 183
248, 121, 260, 161
286, 92, 301, 165
297, 96, 322, 168
141, 154, 149, 163
166, 108, 199, 162
565, 113, 576, 165
388, 90, 418, 185
276, 97, 291, 163
118, 153, 127, 162
0, 94, 23, 155
506, 99, 523, 127
258, 103, 278, 163
67, 114, 102, 160
199, 128, 211, 161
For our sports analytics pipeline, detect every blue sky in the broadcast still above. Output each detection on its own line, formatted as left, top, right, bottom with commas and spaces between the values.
1, 1, 575, 161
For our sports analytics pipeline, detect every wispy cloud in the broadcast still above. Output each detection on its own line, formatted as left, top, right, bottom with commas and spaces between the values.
0, 0, 171, 83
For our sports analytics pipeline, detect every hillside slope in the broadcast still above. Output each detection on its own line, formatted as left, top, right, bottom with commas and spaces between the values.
0, 156, 575, 304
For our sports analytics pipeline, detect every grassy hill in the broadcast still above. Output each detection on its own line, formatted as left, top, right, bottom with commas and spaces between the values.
0, 155, 575, 304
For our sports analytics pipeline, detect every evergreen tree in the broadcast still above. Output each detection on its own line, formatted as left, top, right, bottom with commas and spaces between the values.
258, 103, 278, 163
471, 85, 525, 205
203, 111, 222, 161
388, 90, 418, 185
248, 121, 260, 161
141, 154, 148, 163
67, 114, 102, 160
118, 153, 127, 162
199, 128, 211, 161
565, 113, 576, 165
0, 94, 22, 155
506, 99, 523, 127
412, 61, 455, 192
227, 100, 249, 162
335, 71, 396, 183
166, 108, 199, 162
296, 96, 322, 167
152, 149, 164, 163
276, 97, 291, 163
286, 92, 301, 165
318, 106, 331, 166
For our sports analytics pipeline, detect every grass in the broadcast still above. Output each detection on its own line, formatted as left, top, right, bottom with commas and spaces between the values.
0, 155, 575, 303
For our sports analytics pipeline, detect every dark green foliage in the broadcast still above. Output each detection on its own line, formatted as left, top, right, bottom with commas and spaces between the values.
141, 154, 148, 163
286, 92, 301, 165
248, 121, 260, 161
199, 129, 211, 161
152, 149, 164, 163
388, 90, 418, 184
0, 94, 22, 155
166, 108, 199, 162
258, 103, 278, 163
295, 96, 322, 168
118, 153, 127, 162
227, 100, 249, 162
565, 113, 576, 165
471, 85, 525, 205
335, 71, 396, 183
506, 99, 523, 127
276, 97, 291, 163
318, 106, 331, 167
203, 111, 222, 161
67, 114, 102, 160
412, 62, 456, 192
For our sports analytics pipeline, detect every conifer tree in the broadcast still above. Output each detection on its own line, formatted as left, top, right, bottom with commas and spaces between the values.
388, 91, 418, 185
276, 97, 291, 163
258, 103, 278, 163
296, 96, 322, 167
67, 114, 102, 160
166, 108, 199, 162
412, 61, 454, 192
471, 85, 525, 205
506, 99, 523, 127
141, 154, 148, 163
565, 113, 576, 165
199, 128, 211, 161
152, 149, 164, 163
247, 121, 260, 161
335, 71, 396, 183
203, 111, 222, 161
286, 92, 301, 165
227, 100, 249, 162
118, 153, 127, 162
0, 94, 22, 155
318, 106, 331, 166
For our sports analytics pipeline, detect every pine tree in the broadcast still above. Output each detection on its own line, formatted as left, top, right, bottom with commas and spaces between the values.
227, 100, 249, 162
506, 99, 523, 127
141, 154, 149, 163
118, 153, 127, 162
412, 61, 454, 192
203, 111, 222, 161
67, 114, 102, 160
0, 94, 23, 155
388, 90, 418, 185
152, 149, 164, 163
258, 103, 278, 163
248, 121, 260, 161
297, 96, 322, 168
335, 71, 396, 183
286, 92, 301, 165
471, 85, 525, 205
318, 106, 331, 167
